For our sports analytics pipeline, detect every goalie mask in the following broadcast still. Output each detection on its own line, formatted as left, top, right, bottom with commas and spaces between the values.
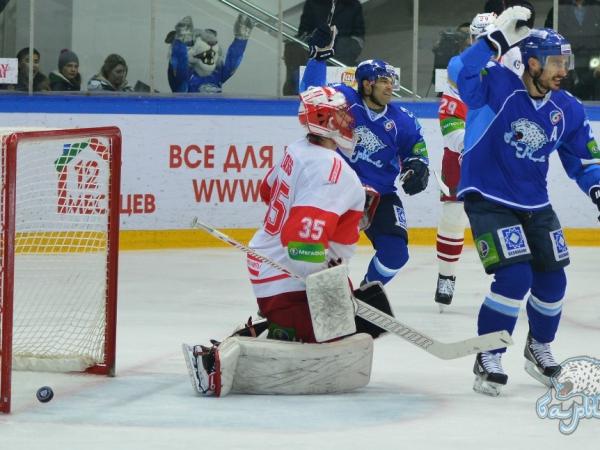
298, 86, 356, 155
188, 28, 223, 77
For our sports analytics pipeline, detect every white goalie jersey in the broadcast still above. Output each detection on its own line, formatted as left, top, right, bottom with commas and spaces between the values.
249, 137, 364, 298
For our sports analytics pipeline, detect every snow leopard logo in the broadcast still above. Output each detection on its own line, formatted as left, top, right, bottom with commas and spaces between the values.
536, 356, 600, 435
349, 125, 386, 168
503, 118, 548, 162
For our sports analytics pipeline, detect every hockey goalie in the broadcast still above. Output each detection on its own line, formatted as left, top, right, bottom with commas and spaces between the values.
182, 86, 394, 397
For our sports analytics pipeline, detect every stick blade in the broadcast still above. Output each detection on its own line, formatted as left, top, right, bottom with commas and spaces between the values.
428, 330, 513, 360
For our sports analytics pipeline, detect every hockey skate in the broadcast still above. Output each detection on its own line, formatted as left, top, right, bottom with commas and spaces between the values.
523, 332, 561, 387
473, 352, 508, 397
181, 341, 221, 396
434, 274, 456, 313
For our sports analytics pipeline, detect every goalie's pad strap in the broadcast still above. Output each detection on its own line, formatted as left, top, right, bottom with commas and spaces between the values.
217, 334, 373, 396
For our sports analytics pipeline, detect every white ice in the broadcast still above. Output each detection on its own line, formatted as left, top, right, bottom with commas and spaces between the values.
1, 246, 598, 449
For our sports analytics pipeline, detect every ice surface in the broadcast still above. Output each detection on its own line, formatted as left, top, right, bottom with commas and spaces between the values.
2, 246, 598, 449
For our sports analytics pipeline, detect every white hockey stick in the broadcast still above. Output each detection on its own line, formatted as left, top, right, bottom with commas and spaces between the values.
433, 169, 451, 196
191, 218, 513, 360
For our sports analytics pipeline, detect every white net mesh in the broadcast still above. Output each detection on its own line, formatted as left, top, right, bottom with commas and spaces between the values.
1, 130, 115, 372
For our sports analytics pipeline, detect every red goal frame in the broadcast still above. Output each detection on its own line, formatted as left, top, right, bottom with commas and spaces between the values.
0, 127, 121, 413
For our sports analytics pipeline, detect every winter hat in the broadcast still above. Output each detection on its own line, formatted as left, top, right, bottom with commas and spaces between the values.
58, 49, 79, 71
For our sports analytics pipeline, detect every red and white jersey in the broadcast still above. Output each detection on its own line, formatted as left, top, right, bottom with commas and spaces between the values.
249, 137, 364, 298
439, 82, 467, 155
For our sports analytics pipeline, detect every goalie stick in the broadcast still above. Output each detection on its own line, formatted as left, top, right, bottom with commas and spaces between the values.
191, 218, 513, 360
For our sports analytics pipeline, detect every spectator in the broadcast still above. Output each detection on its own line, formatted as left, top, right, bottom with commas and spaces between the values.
15, 47, 49, 92
484, 0, 506, 15
545, 0, 600, 100
88, 53, 132, 92
283, 0, 365, 95
49, 49, 81, 91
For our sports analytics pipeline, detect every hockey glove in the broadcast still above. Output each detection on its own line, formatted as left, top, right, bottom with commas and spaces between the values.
308, 25, 338, 61
483, 5, 531, 58
234, 13, 255, 40
590, 185, 600, 222
399, 158, 429, 196
360, 185, 380, 230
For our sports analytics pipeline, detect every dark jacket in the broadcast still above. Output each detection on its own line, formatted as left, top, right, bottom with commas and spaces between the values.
15, 71, 50, 92
298, 0, 365, 65
49, 71, 81, 91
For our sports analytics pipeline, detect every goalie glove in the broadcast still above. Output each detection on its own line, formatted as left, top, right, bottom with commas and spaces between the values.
308, 25, 338, 61
360, 185, 380, 230
398, 158, 429, 196
590, 185, 600, 222
483, 5, 531, 58
234, 13, 255, 40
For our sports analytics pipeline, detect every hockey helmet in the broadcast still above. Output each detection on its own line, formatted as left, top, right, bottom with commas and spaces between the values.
355, 59, 400, 92
520, 28, 574, 71
469, 12, 497, 41
298, 86, 355, 154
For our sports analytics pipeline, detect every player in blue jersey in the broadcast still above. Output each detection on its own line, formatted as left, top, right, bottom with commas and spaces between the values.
448, 6, 600, 396
300, 27, 430, 287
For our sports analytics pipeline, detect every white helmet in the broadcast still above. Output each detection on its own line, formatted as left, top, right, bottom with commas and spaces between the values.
470, 12, 497, 40
298, 86, 355, 154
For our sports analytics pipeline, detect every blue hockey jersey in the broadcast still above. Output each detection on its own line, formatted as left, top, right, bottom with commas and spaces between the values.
448, 39, 600, 210
301, 59, 428, 195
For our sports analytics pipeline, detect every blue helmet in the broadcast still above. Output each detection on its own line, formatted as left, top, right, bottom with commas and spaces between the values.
355, 59, 400, 92
519, 28, 574, 70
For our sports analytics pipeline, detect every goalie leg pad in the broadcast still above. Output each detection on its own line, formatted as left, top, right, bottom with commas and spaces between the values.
229, 333, 373, 395
354, 281, 394, 338
306, 265, 357, 342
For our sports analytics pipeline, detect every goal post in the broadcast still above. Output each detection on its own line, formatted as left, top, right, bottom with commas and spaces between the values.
0, 127, 121, 413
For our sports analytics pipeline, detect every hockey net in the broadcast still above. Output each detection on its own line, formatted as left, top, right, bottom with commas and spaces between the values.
0, 127, 121, 413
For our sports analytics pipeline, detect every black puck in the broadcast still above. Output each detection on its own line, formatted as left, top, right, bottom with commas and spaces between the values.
36, 386, 54, 403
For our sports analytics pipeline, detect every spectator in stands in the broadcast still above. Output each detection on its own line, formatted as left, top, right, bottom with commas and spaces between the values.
283, 0, 365, 95
49, 49, 81, 91
14, 47, 49, 91
545, 0, 600, 100
88, 53, 133, 92
484, 0, 506, 15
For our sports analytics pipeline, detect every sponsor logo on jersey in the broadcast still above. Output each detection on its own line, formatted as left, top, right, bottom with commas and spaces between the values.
549, 110, 562, 125
287, 241, 326, 263
587, 139, 600, 159
497, 225, 530, 258
536, 356, 600, 435
475, 232, 500, 268
503, 118, 548, 162
550, 228, 569, 261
